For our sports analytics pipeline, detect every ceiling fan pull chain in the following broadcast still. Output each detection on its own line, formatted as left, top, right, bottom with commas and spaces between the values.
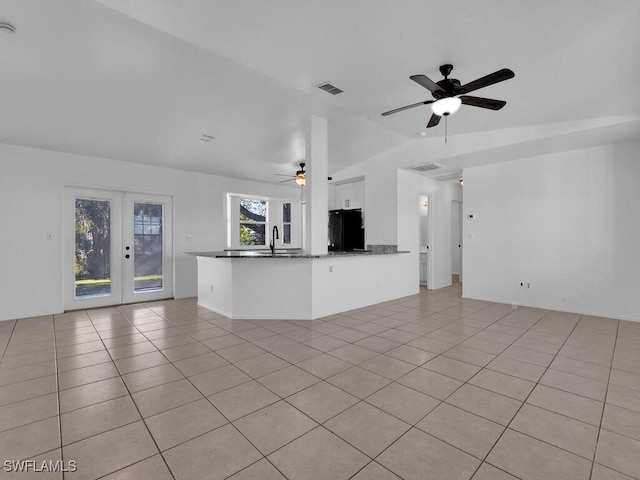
445, 116, 448, 144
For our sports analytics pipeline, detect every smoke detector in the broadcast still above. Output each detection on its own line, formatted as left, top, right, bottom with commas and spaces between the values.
0, 22, 16, 35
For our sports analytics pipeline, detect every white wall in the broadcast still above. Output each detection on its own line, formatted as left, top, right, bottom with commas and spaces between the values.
0, 144, 298, 321
365, 163, 398, 245
463, 141, 640, 321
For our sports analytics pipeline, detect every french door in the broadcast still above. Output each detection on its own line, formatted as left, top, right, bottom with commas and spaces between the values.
64, 188, 173, 310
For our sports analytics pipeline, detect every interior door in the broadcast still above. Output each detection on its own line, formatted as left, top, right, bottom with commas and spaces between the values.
65, 188, 173, 310
122, 193, 173, 304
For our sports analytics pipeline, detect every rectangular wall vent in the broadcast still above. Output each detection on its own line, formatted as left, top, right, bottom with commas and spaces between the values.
316, 82, 344, 95
409, 162, 445, 172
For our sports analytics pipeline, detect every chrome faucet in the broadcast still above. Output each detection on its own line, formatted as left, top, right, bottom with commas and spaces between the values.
270, 225, 279, 255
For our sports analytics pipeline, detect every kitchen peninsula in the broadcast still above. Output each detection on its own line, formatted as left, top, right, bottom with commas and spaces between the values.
190, 249, 413, 320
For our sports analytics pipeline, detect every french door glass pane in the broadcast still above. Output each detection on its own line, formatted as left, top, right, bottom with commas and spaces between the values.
75, 199, 111, 297
134, 203, 163, 292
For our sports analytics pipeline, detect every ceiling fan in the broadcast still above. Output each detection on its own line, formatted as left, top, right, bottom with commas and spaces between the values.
382, 64, 515, 128
277, 162, 306, 186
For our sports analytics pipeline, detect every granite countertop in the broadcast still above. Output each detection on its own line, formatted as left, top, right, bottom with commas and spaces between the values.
185, 249, 409, 259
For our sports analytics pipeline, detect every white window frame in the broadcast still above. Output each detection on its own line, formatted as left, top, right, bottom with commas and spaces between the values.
226, 194, 301, 250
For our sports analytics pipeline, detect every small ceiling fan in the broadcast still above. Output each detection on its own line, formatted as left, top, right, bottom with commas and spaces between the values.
382, 64, 515, 128
276, 162, 306, 186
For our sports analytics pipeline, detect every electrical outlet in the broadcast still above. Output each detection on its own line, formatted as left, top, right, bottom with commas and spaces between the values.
527, 283, 531, 289
511, 302, 518, 309
329, 266, 333, 273
186, 234, 192, 242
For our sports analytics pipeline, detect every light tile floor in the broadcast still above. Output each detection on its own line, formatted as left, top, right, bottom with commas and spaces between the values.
1, 284, 640, 479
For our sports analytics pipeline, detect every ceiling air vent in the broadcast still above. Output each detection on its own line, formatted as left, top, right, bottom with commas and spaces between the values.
316, 82, 344, 95
196, 134, 215, 145
409, 162, 445, 172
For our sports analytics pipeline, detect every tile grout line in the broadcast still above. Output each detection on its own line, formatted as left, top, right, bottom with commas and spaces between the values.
588, 319, 619, 480
353, 308, 569, 473
51, 305, 187, 478
0, 320, 18, 365
299, 305, 542, 477
217, 297, 520, 468
130, 303, 297, 480
87, 306, 178, 480
7, 301, 451, 473
393, 309, 558, 473
145, 301, 468, 477
473, 313, 604, 477
10, 317, 60, 464
52, 313, 66, 480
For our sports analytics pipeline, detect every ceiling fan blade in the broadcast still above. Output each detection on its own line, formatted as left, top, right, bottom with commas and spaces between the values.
275, 173, 296, 177
410, 74, 445, 95
426, 114, 441, 128
278, 178, 295, 183
460, 68, 514, 94
460, 96, 507, 110
381, 100, 435, 116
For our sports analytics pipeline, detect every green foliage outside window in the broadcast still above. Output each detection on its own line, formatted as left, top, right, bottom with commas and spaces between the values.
239, 198, 266, 245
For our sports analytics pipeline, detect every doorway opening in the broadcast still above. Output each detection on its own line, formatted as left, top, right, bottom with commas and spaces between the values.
419, 195, 430, 288
451, 200, 462, 284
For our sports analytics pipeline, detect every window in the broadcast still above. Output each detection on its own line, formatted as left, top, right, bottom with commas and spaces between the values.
283, 202, 291, 244
239, 198, 267, 246
227, 194, 299, 249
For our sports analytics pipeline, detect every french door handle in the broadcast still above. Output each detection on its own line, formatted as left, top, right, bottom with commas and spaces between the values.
125, 254, 130, 259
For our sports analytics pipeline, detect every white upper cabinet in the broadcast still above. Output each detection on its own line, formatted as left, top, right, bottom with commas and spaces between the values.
334, 180, 364, 210
335, 183, 349, 209
349, 181, 364, 210
328, 183, 337, 210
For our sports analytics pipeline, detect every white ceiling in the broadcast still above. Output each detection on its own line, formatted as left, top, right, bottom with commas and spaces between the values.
1, 0, 639, 183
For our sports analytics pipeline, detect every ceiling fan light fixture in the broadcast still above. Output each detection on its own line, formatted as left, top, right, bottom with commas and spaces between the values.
295, 162, 306, 186
431, 97, 462, 116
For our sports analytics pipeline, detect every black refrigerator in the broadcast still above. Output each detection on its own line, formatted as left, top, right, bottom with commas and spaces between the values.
328, 209, 364, 251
